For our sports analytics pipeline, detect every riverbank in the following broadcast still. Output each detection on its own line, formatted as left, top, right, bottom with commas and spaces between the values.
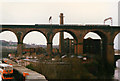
26, 57, 115, 80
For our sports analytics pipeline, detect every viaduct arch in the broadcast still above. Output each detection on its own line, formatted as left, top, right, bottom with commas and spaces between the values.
0, 24, 120, 74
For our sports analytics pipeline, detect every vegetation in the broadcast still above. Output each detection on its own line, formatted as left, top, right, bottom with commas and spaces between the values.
1, 48, 16, 58
35, 47, 46, 55
26, 57, 97, 80
26, 64, 35, 71
26, 54, 114, 80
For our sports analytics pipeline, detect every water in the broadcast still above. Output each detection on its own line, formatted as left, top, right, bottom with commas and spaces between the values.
114, 59, 120, 81
115, 53, 120, 55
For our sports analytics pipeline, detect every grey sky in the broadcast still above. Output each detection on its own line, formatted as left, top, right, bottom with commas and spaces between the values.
0, 1, 118, 25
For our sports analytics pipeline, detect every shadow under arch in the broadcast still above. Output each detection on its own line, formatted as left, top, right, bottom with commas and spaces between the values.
83, 30, 108, 61
92, 31, 108, 55
22, 30, 47, 44
83, 30, 113, 76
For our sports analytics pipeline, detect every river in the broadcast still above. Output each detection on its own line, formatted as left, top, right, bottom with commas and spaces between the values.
114, 68, 120, 81
114, 57, 120, 81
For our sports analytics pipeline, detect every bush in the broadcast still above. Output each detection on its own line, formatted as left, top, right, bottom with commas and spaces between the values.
26, 63, 35, 71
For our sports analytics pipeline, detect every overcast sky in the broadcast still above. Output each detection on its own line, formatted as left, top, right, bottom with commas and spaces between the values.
0, 0, 119, 25
0, 0, 120, 49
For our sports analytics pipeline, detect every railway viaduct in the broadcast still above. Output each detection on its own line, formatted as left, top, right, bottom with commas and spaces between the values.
1, 24, 120, 61
0, 13, 120, 73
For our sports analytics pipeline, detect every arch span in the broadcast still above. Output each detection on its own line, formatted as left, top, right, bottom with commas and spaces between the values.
52, 30, 78, 55
84, 32, 101, 39
1, 29, 15, 33
83, 30, 107, 41
0, 31, 18, 57
52, 30, 78, 43
83, 30, 107, 59
22, 30, 47, 44
22, 30, 47, 45
113, 32, 120, 50
0, 30, 18, 42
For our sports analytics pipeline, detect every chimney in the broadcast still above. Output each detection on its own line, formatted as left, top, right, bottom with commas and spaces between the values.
60, 13, 64, 25
59, 13, 64, 55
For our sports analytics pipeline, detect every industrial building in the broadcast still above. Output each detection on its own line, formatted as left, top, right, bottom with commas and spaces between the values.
64, 38, 75, 54
83, 37, 102, 55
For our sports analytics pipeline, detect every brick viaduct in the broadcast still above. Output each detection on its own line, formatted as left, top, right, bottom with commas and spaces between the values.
0, 13, 120, 72
1, 24, 120, 64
